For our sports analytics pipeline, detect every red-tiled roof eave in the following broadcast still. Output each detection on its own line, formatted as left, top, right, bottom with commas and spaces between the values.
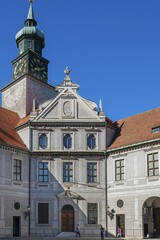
107, 107, 160, 151
0, 107, 28, 150
107, 138, 160, 154
0, 140, 29, 152
16, 115, 31, 129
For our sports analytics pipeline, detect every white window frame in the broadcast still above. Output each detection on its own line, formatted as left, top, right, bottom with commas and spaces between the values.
62, 132, 75, 150
145, 151, 160, 177
62, 160, 74, 185
114, 157, 126, 182
12, 156, 23, 182
86, 160, 99, 184
38, 132, 51, 150
86, 133, 98, 150
37, 160, 50, 182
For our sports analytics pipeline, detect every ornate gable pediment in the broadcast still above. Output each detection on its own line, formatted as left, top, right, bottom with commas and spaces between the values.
33, 87, 103, 123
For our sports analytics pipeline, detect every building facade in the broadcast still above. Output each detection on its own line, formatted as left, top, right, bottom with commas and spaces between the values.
107, 109, 160, 239
0, 108, 29, 237
0, 1, 114, 237
0, 1, 160, 238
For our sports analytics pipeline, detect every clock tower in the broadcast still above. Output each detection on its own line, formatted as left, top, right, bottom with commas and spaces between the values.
1, 0, 57, 118
12, 0, 48, 82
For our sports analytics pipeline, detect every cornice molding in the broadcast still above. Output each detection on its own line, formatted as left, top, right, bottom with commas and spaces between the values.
107, 139, 160, 156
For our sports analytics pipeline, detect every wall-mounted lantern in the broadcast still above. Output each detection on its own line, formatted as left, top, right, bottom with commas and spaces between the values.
24, 206, 31, 220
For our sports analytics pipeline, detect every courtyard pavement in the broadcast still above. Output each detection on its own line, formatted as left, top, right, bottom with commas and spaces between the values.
0, 232, 157, 240
0, 237, 157, 240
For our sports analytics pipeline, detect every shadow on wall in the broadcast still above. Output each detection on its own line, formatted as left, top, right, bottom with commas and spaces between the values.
30, 164, 105, 237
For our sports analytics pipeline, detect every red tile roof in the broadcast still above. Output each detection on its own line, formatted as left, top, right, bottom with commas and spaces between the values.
109, 107, 160, 150
0, 107, 27, 150
16, 114, 30, 128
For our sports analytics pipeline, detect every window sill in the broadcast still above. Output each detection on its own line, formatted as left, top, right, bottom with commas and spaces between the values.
114, 181, 125, 186
37, 183, 49, 188
147, 176, 159, 182
12, 181, 22, 187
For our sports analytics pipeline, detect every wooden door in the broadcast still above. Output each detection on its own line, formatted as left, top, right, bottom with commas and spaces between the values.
61, 205, 74, 232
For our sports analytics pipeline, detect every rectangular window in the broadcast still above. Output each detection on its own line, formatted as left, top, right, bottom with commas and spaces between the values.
38, 162, 49, 182
87, 203, 98, 224
38, 203, 49, 224
147, 153, 159, 177
13, 159, 21, 181
115, 159, 124, 181
87, 162, 97, 183
63, 162, 73, 182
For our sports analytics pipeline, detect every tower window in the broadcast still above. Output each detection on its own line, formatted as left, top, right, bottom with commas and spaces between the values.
19, 42, 24, 54
36, 42, 40, 52
28, 40, 32, 49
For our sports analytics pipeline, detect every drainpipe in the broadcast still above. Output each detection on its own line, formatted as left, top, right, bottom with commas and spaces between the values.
105, 119, 108, 237
105, 150, 108, 236
28, 123, 32, 236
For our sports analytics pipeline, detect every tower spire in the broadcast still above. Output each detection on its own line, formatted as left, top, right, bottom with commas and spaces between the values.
25, 0, 37, 27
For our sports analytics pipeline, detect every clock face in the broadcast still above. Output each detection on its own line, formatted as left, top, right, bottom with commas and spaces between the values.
29, 57, 47, 80
14, 57, 27, 79
3, 84, 23, 108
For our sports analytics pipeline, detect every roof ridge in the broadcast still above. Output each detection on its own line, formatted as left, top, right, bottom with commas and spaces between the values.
118, 107, 160, 121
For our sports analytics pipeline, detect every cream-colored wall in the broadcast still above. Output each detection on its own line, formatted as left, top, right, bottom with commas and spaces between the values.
32, 127, 106, 151
2, 76, 58, 118
107, 146, 160, 238
0, 147, 29, 237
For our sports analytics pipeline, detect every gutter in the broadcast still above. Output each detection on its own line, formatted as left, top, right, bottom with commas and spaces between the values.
107, 138, 160, 154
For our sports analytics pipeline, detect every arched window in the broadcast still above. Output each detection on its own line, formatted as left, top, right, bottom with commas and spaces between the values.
39, 133, 48, 149
63, 134, 72, 149
87, 134, 96, 149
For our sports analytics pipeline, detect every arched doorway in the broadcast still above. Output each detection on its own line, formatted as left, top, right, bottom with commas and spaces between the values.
143, 197, 160, 238
61, 204, 74, 232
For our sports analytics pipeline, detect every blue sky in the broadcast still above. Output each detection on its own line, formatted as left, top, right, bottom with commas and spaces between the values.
1, 0, 160, 121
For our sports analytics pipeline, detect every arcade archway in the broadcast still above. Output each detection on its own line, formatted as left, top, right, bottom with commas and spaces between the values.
143, 197, 160, 238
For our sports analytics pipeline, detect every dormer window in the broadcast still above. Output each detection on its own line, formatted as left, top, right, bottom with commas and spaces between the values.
152, 127, 160, 133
